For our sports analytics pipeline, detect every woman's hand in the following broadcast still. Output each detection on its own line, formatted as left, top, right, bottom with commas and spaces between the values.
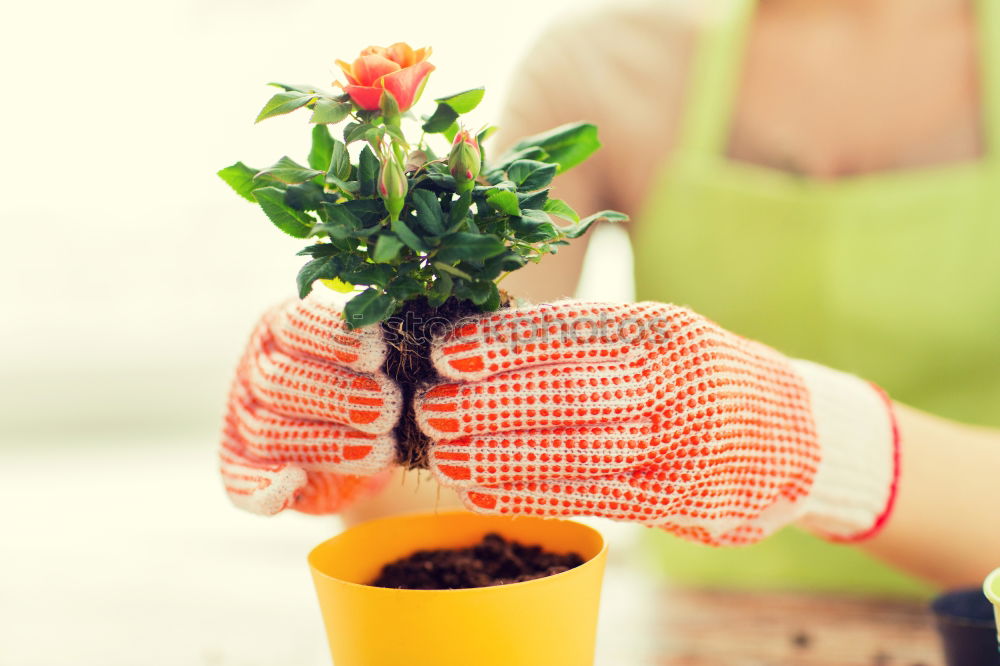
219, 287, 401, 515
415, 301, 898, 546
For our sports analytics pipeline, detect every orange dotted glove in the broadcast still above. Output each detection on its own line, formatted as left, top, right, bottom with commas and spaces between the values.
219, 287, 400, 515
415, 301, 899, 546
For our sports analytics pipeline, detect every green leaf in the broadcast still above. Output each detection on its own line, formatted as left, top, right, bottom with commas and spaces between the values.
358, 146, 379, 197
427, 272, 453, 307
518, 190, 549, 210
477, 126, 499, 145
422, 103, 459, 133
386, 276, 424, 300
320, 277, 355, 293
268, 82, 325, 94
543, 198, 579, 222
410, 189, 445, 235
485, 189, 521, 216
442, 121, 460, 143
342, 198, 386, 226
390, 219, 427, 252
308, 125, 335, 171
480, 281, 502, 311
432, 261, 473, 281
317, 200, 383, 236
508, 122, 600, 174
398, 259, 422, 274
344, 122, 373, 144
325, 176, 359, 194
448, 190, 472, 228
435, 232, 506, 263
255, 92, 314, 123
255, 156, 323, 185
355, 224, 383, 238
326, 236, 359, 253
454, 279, 493, 305
422, 170, 457, 190
481, 251, 527, 279
297, 243, 340, 257
435, 87, 485, 114
512, 209, 561, 242
344, 263, 393, 287
344, 288, 397, 328
253, 187, 314, 238
562, 209, 629, 239
372, 233, 405, 262
507, 160, 557, 191
284, 181, 324, 211
296, 256, 341, 298
310, 98, 352, 124
325, 139, 351, 187
317, 203, 360, 239
217, 162, 260, 202
487, 147, 547, 177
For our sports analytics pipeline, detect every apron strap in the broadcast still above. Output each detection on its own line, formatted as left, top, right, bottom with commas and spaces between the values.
977, 0, 1000, 166
674, 0, 756, 160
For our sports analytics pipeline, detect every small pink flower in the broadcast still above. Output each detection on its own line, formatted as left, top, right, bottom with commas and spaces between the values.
449, 129, 481, 187
378, 154, 407, 221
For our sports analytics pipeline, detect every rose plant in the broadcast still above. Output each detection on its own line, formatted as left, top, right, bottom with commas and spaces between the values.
218, 42, 627, 467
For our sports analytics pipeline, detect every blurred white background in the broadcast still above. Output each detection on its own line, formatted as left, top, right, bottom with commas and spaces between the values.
1, 0, 632, 443
1, 1, 638, 664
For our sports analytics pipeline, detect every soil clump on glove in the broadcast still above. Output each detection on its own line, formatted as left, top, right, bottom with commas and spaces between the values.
370, 532, 584, 589
381, 294, 510, 470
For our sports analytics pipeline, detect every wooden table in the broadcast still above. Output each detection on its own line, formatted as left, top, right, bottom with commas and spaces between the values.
4, 442, 947, 666
595, 563, 943, 665
653, 588, 939, 665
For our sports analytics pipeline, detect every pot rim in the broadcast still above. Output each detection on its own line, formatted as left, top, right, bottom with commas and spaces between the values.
307, 510, 608, 594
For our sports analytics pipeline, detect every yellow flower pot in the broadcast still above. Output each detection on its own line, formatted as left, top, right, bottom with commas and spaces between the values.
308, 510, 608, 666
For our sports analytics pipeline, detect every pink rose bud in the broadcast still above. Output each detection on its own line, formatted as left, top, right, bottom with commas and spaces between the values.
378, 155, 407, 221
448, 129, 481, 192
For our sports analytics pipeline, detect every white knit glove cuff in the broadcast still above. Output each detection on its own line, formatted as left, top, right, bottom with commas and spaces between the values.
792, 360, 900, 542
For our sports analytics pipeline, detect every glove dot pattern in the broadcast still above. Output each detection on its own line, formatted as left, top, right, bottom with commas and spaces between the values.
418, 301, 821, 546
219, 289, 399, 516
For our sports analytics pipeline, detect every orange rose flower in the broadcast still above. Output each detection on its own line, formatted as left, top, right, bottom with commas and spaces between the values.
336, 43, 434, 112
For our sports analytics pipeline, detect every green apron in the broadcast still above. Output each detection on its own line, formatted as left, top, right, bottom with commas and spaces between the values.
633, 0, 1000, 597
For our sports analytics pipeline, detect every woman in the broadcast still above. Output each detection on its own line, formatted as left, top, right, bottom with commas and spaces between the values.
220, 0, 1000, 594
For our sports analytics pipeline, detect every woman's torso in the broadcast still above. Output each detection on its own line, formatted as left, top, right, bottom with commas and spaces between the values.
622, 0, 1000, 596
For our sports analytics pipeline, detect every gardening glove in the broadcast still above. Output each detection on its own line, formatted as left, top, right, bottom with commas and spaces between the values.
219, 285, 401, 515
415, 301, 899, 546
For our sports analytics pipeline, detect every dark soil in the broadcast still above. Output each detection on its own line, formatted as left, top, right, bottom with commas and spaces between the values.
370, 532, 585, 590
380, 295, 509, 469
